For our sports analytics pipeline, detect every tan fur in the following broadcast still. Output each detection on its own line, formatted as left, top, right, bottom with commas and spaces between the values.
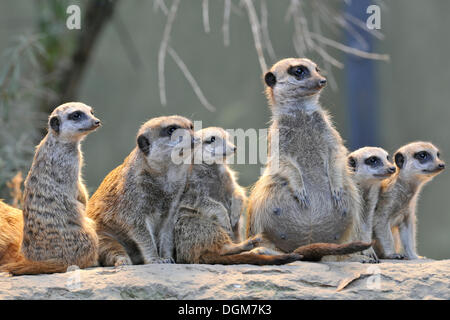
87, 116, 196, 266
373, 141, 445, 260
348, 147, 396, 262
0, 201, 23, 266
246, 58, 371, 262
1, 102, 100, 275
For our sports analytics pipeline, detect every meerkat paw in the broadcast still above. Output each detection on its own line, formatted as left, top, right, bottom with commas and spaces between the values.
148, 257, 175, 264
331, 187, 346, 210
242, 236, 262, 251
382, 253, 406, 260
293, 188, 310, 208
362, 248, 380, 264
114, 256, 132, 267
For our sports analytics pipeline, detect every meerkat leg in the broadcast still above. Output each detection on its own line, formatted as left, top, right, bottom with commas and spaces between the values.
219, 235, 261, 256
273, 156, 309, 207
77, 182, 89, 208
230, 192, 245, 241
198, 198, 232, 233
398, 215, 419, 260
374, 220, 404, 260
133, 219, 162, 264
98, 234, 131, 267
326, 150, 346, 209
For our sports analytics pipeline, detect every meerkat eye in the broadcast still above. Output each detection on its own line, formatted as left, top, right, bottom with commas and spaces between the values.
287, 65, 309, 79
387, 155, 390, 161
190, 124, 194, 130
315, 66, 320, 73
437, 152, 441, 158
69, 111, 84, 121
365, 156, 380, 166
415, 151, 430, 161
167, 126, 177, 136
208, 136, 216, 144
90, 110, 94, 115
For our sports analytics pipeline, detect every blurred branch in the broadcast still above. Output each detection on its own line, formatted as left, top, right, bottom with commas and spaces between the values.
168, 47, 215, 112
52, 0, 119, 107
158, 0, 180, 107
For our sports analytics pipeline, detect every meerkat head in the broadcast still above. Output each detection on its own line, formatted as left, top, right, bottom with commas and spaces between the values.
263, 58, 327, 106
348, 147, 396, 185
393, 141, 445, 182
48, 102, 101, 142
195, 127, 236, 164
136, 115, 197, 167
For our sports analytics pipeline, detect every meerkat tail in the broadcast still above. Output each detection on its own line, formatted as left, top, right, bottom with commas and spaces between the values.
294, 241, 373, 262
0, 258, 69, 276
201, 252, 302, 265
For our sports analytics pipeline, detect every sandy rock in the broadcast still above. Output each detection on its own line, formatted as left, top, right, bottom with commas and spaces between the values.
0, 259, 448, 300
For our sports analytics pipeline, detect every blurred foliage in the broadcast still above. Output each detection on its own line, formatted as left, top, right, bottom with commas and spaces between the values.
0, 0, 80, 203
0, 34, 45, 202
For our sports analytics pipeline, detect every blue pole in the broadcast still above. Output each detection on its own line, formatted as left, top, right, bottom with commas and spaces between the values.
345, 0, 378, 151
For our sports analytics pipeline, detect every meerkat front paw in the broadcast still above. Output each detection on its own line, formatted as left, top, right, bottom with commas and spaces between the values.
331, 187, 346, 209
293, 188, 310, 208
242, 236, 262, 251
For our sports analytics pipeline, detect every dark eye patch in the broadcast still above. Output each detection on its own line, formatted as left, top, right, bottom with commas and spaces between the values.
287, 65, 310, 80
68, 111, 85, 121
414, 151, 431, 163
364, 156, 381, 167
206, 136, 216, 144
160, 125, 180, 137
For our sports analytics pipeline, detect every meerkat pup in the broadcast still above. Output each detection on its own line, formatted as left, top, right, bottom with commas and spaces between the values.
0, 201, 23, 266
1, 102, 101, 275
246, 58, 372, 262
348, 147, 396, 261
373, 141, 445, 260
174, 127, 296, 265
87, 115, 197, 266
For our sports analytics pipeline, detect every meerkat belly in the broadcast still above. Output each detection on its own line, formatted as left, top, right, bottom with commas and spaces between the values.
262, 178, 349, 253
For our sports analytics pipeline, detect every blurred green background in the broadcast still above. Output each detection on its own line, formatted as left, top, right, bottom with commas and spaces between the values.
0, 0, 449, 259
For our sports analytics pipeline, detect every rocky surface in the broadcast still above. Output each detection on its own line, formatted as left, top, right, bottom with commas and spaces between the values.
0, 259, 448, 299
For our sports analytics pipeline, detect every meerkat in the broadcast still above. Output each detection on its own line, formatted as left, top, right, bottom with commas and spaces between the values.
174, 127, 371, 265
0, 201, 23, 266
1, 102, 101, 275
373, 141, 445, 260
246, 58, 372, 262
87, 115, 198, 267
348, 147, 396, 262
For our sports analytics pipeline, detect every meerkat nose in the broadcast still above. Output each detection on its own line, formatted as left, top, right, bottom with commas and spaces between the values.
438, 163, 445, 169
318, 78, 327, 87
94, 120, 101, 126
388, 166, 396, 173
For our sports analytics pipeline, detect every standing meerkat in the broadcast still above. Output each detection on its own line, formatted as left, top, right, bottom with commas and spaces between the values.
175, 127, 371, 265
1, 102, 101, 275
348, 147, 396, 262
0, 201, 23, 266
373, 141, 445, 260
246, 58, 371, 261
87, 115, 197, 266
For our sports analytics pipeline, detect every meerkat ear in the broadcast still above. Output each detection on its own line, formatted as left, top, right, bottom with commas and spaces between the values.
395, 152, 405, 169
348, 156, 357, 170
264, 72, 277, 88
137, 135, 151, 155
49, 116, 60, 134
